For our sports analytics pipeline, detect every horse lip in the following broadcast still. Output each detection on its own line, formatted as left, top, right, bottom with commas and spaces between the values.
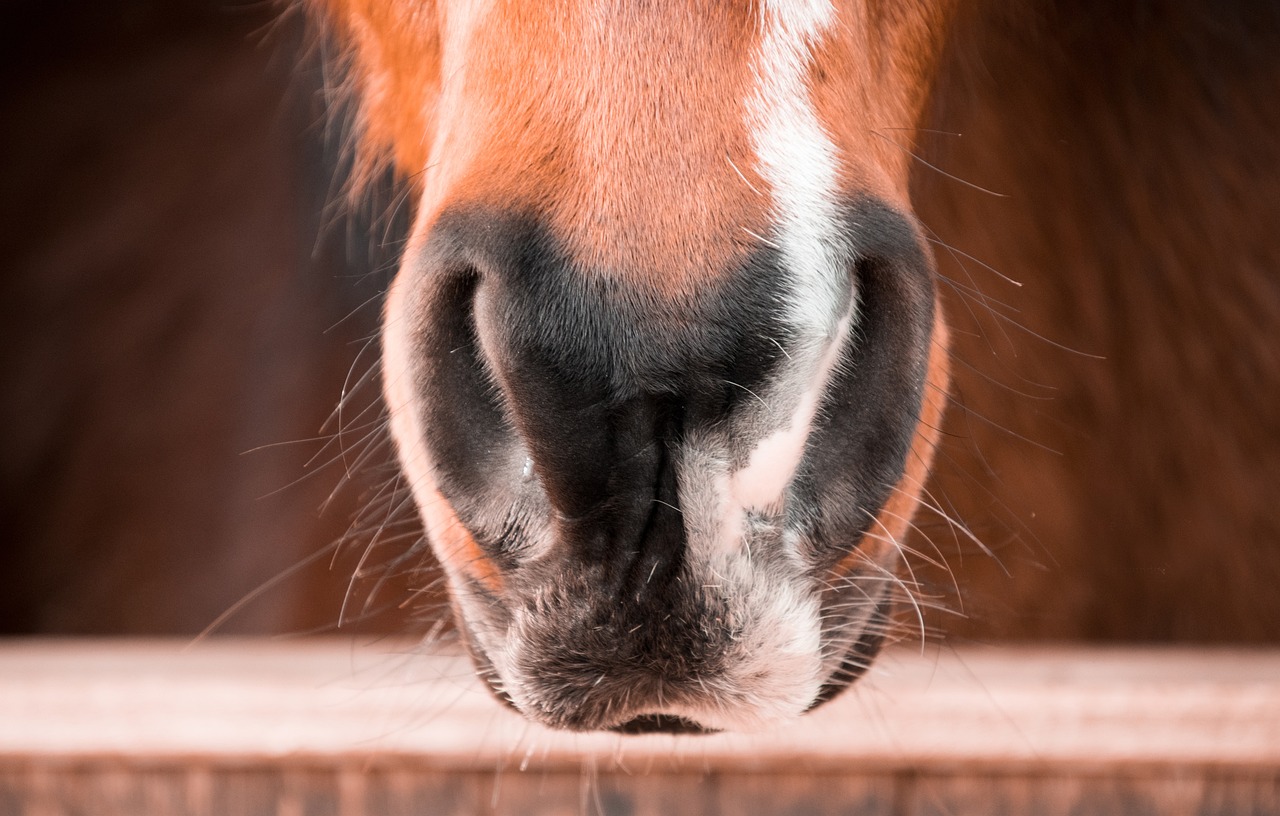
452, 557, 895, 729
460, 618, 719, 733
462, 617, 886, 729
454, 615, 522, 713
805, 591, 895, 712
609, 713, 718, 735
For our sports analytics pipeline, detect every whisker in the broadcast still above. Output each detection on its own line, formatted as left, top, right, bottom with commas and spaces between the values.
724, 379, 769, 409
871, 129, 1010, 198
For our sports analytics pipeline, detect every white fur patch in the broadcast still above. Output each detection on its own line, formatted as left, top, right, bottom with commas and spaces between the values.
724, 311, 853, 526
748, 0, 849, 342
678, 550, 825, 731
699, 0, 853, 542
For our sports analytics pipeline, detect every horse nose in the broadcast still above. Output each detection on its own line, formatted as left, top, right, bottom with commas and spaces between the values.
396, 201, 933, 731
412, 209, 709, 578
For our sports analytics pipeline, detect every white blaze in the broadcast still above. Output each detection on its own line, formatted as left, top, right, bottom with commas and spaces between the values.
728, 311, 853, 510
705, 0, 852, 547
748, 0, 850, 341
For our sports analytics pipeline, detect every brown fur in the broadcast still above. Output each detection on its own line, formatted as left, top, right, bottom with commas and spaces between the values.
325, 0, 767, 293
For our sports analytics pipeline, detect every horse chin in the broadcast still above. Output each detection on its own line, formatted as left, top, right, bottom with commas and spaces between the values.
446, 559, 897, 734
455, 622, 892, 734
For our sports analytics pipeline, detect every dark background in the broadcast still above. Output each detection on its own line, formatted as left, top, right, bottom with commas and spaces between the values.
0, 0, 419, 635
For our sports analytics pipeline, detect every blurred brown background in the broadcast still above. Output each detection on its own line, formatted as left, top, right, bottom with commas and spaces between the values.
1, 0, 1277, 643
0, 0, 415, 635
914, 1, 1280, 643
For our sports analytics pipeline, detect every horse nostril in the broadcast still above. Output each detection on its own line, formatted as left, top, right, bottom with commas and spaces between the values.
410, 270, 518, 504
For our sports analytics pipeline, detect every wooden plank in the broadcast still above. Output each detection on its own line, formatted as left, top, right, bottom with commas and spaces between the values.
2, 640, 1277, 771
904, 772, 1280, 816
5, 765, 1273, 816
0, 640, 1277, 815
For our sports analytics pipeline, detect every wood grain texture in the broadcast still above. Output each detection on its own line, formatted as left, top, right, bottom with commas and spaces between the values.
0, 640, 1277, 815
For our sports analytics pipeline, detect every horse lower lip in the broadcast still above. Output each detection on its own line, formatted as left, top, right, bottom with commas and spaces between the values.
806, 592, 895, 711
610, 713, 717, 735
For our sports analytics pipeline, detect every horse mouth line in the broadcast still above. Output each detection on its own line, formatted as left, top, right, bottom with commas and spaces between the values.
609, 713, 717, 735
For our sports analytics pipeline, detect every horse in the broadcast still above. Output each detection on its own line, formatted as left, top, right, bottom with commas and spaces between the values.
311, 0, 956, 733
311, 0, 1280, 732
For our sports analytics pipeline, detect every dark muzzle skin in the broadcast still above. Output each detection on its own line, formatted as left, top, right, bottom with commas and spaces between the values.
384, 198, 938, 733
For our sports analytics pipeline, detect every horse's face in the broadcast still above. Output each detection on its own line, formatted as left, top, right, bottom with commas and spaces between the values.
324, 0, 952, 732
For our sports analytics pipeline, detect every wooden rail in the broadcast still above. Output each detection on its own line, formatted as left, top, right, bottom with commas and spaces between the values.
1, 640, 1277, 815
